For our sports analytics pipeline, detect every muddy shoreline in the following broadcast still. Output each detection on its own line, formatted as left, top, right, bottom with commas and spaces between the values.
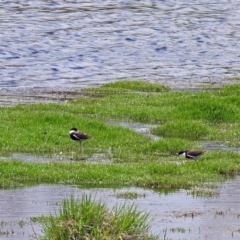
0, 87, 83, 106
0, 77, 237, 107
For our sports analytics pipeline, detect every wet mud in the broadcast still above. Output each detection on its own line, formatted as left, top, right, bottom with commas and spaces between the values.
0, 78, 235, 107
0, 87, 83, 107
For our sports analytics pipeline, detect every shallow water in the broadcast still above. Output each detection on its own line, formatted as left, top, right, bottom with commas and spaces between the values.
202, 141, 240, 153
0, 178, 240, 240
107, 119, 161, 141
0, 1, 240, 91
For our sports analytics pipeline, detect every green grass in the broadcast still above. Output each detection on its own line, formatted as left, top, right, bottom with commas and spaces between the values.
0, 80, 240, 191
151, 120, 210, 139
40, 195, 156, 240
81, 80, 170, 95
0, 151, 240, 190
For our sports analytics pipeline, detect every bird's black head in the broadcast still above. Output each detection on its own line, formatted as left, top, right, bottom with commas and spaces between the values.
70, 127, 78, 131
177, 150, 186, 156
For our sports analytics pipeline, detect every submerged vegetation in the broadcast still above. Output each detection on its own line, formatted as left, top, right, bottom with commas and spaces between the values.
40, 195, 156, 240
0, 80, 240, 191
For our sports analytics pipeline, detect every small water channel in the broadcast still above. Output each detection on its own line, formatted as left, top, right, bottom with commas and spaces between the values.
0, 178, 240, 240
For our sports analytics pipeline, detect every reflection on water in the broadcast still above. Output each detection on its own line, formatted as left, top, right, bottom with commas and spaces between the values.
202, 142, 240, 153
106, 119, 161, 141
1, 178, 240, 240
0, 1, 240, 90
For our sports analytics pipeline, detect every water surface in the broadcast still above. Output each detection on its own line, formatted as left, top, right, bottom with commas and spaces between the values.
0, 1, 240, 90
1, 178, 240, 240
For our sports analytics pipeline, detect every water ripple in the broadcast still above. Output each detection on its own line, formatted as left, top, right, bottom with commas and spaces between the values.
0, 1, 240, 89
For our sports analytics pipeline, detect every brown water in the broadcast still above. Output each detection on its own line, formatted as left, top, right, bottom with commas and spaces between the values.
0, 178, 240, 240
0, 1, 240, 91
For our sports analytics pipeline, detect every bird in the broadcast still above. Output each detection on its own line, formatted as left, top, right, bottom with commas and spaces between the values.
69, 127, 91, 153
177, 150, 205, 160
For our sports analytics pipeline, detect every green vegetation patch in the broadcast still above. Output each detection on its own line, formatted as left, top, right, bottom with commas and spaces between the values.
81, 80, 170, 95
40, 195, 156, 240
73, 84, 240, 124
151, 120, 210, 139
1, 151, 240, 190
1, 80, 240, 191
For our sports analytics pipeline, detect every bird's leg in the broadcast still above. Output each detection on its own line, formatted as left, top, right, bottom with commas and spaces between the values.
80, 141, 83, 154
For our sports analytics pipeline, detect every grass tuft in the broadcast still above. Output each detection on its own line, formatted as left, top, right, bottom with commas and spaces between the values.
151, 120, 209, 139
81, 80, 170, 95
41, 195, 156, 240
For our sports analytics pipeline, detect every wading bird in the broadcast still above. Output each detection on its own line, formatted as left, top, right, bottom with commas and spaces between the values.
69, 127, 91, 153
177, 150, 205, 160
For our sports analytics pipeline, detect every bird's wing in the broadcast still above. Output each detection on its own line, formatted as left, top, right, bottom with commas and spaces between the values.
188, 151, 204, 158
72, 133, 81, 140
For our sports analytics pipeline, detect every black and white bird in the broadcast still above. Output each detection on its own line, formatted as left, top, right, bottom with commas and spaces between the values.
69, 127, 91, 152
177, 150, 205, 160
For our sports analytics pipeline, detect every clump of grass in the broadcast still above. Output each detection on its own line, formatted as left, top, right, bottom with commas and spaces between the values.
102, 80, 171, 92
81, 80, 170, 95
41, 195, 156, 240
151, 120, 209, 140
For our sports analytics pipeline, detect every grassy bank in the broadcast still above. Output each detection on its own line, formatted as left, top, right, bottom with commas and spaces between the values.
1, 81, 240, 191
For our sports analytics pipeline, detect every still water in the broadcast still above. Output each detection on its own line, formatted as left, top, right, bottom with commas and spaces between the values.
0, 179, 240, 240
0, 1, 240, 90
